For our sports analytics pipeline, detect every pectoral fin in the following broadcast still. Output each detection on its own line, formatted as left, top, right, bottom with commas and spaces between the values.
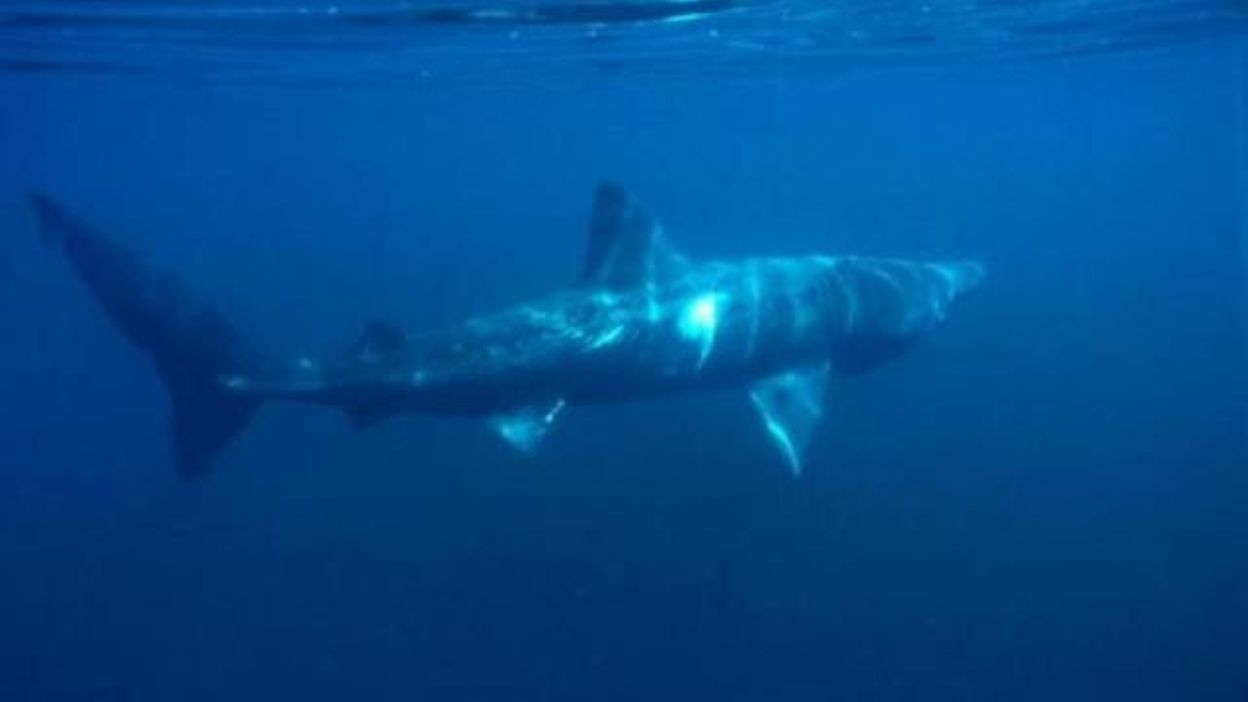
748, 365, 830, 476
489, 399, 567, 454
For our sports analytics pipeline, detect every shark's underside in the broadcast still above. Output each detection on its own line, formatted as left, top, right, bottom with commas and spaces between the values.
31, 183, 984, 478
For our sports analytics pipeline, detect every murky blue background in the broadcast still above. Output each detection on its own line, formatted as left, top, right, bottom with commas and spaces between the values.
0, 2, 1245, 699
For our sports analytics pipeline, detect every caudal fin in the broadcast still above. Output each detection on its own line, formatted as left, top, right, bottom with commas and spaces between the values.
31, 193, 261, 478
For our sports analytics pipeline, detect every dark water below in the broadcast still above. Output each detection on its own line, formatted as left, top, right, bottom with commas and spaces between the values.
0, 2, 1245, 700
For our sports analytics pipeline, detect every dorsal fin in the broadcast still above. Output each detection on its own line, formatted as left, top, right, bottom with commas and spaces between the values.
581, 182, 686, 289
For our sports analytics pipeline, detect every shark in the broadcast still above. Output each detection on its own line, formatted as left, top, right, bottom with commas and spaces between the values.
30, 183, 984, 479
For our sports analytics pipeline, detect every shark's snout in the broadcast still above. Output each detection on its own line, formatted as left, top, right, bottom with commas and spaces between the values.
962, 261, 987, 291
948, 260, 987, 296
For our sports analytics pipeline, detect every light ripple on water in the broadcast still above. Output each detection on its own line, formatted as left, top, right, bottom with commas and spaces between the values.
0, 0, 1245, 84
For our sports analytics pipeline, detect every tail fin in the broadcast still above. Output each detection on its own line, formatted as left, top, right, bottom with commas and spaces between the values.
31, 193, 261, 478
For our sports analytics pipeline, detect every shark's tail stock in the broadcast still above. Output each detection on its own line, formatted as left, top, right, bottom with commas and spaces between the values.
30, 194, 262, 479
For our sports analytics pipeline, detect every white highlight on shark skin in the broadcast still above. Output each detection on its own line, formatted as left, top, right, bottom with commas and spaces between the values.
752, 400, 802, 475
678, 291, 725, 369
688, 295, 718, 330
589, 325, 625, 350
542, 399, 566, 424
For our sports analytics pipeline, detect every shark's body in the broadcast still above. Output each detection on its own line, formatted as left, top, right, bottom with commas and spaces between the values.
31, 183, 984, 478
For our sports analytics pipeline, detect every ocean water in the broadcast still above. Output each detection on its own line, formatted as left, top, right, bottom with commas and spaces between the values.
1, 1, 1246, 700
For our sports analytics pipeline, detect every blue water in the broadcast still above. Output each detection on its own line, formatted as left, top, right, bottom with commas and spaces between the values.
1, 2, 1246, 700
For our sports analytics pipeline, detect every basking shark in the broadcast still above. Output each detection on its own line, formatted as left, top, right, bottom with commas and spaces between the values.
31, 183, 984, 478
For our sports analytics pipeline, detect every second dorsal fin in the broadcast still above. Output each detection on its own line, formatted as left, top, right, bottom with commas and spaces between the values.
581, 181, 686, 289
